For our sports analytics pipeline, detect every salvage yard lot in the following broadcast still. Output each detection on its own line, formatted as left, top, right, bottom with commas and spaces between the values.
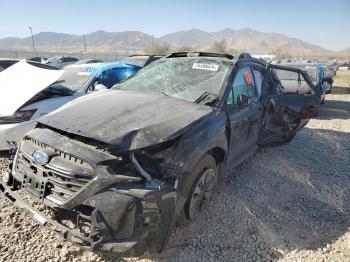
0, 71, 350, 262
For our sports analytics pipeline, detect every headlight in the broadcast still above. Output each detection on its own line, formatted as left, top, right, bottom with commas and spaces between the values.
0, 109, 37, 124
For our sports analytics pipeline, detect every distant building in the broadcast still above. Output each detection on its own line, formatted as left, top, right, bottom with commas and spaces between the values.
251, 54, 276, 60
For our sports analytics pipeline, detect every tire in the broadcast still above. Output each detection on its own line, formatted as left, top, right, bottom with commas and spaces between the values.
184, 154, 217, 220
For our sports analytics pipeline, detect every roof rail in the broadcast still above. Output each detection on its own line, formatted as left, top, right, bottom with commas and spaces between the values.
167, 52, 234, 60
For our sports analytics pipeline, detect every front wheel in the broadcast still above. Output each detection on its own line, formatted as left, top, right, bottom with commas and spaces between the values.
184, 154, 217, 220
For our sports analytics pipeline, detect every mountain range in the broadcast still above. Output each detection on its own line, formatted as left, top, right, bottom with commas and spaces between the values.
0, 28, 348, 56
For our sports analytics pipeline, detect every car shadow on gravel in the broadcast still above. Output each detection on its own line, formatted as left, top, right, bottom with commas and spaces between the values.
0, 151, 11, 159
230, 127, 350, 254
146, 126, 350, 262
317, 99, 350, 120
331, 85, 350, 95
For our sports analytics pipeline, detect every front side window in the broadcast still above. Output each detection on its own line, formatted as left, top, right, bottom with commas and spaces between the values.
115, 58, 231, 103
226, 67, 257, 106
253, 69, 263, 97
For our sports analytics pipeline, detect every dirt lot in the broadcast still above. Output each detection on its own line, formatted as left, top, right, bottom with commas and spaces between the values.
0, 71, 350, 262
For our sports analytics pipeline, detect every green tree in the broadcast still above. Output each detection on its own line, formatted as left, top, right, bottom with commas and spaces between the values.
144, 41, 170, 55
210, 39, 228, 53
228, 48, 239, 56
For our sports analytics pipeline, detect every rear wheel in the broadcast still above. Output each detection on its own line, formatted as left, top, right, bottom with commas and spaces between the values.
184, 154, 217, 220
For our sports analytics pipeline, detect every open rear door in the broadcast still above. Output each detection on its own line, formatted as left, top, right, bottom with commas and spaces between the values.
258, 64, 321, 147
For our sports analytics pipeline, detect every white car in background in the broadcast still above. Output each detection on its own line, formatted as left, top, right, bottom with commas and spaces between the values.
0, 60, 141, 151
44, 56, 79, 69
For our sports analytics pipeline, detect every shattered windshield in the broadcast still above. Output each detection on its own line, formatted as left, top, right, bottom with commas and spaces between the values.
47, 67, 93, 93
114, 57, 231, 102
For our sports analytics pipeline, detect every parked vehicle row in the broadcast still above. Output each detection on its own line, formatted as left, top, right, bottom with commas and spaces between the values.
1, 54, 163, 71
0, 52, 324, 256
0, 58, 57, 72
0, 60, 141, 150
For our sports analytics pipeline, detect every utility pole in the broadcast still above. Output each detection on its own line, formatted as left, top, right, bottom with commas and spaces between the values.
115, 39, 118, 61
29, 26, 36, 55
83, 35, 87, 54
151, 34, 154, 50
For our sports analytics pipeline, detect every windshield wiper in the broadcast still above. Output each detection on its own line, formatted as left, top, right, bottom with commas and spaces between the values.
194, 92, 219, 105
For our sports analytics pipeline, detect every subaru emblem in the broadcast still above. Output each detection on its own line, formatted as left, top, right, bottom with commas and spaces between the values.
33, 150, 50, 165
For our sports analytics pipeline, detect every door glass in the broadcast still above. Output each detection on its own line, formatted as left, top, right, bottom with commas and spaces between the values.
253, 69, 263, 97
227, 67, 257, 106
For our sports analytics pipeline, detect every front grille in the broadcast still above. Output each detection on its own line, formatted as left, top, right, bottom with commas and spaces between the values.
13, 138, 95, 205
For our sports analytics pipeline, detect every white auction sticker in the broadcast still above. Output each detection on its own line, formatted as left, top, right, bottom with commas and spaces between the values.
192, 63, 219, 71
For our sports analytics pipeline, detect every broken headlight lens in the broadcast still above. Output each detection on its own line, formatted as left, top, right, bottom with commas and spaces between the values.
0, 109, 37, 124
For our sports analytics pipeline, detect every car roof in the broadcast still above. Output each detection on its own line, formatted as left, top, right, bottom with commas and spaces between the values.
165, 52, 267, 67
65, 62, 142, 78
67, 61, 141, 69
125, 55, 163, 59
75, 59, 102, 63
0, 58, 57, 70
279, 63, 317, 68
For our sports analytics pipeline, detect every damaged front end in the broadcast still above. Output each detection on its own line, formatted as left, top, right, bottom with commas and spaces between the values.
0, 126, 182, 256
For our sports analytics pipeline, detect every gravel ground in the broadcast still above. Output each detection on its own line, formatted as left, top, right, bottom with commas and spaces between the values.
0, 71, 349, 262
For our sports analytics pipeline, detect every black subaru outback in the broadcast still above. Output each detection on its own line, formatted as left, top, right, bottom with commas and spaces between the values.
0, 52, 321, 256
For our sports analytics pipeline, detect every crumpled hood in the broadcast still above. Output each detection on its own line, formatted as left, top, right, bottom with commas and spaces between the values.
0, 60, 63, 117
39, 90, 213, 151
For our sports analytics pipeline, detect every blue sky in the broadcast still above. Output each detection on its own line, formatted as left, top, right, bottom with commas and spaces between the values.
1, 0, 349, 50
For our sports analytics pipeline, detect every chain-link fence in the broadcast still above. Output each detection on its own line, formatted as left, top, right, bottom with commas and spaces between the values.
0, 50, 130, 62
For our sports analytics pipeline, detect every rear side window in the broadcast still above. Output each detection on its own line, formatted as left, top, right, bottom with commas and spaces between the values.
227, 67, 257, 106
274, 69, 314, 95
67, 57, 78, 62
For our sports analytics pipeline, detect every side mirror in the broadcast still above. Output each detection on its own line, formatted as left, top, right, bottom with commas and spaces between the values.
94, 84, 108, 91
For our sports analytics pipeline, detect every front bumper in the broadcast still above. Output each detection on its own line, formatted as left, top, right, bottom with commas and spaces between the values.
0, 128, 178, 256
0, 169, 176, 256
